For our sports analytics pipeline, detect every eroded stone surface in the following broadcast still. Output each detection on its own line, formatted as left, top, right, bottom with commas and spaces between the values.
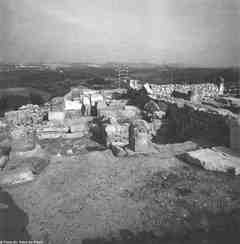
183, 147, 240, 174
129, 119, 152, 152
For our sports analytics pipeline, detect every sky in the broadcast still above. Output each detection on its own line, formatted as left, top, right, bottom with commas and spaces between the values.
0, 0, 239, 66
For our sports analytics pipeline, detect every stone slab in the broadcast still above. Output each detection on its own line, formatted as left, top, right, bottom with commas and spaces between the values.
37, 132, 63, 139
0, 168, 35, 186
183, 147, 240, 175
62, 132, 85, 139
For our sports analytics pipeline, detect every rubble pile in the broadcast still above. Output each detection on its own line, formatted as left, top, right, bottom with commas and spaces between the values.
5, 104, 45, 128
3, 105, 46, 155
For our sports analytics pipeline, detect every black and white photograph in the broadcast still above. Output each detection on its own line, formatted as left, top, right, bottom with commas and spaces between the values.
0, 0, 240, 243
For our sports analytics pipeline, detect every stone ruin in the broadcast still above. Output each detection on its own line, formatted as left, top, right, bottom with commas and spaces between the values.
124, 79, 240, 174
129, 119, 152, 152
0, 78, 239, 180
5, 104, 45, 128
3, 104, 46, 154
128, 80, 223, 101
230, 116, 240, 152
10, 126, 36, 152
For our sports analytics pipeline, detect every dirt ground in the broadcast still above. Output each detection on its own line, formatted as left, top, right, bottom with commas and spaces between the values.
1, 139, 240, 243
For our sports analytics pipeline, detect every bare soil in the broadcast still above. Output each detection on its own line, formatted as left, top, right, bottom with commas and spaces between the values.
1, 140, 240, 243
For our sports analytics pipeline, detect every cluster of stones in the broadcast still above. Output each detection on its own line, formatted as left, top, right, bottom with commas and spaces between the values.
4, 104, 46, 152
5, 104, 45, 128
148, 82, 220, 99
127, 79, 223, 99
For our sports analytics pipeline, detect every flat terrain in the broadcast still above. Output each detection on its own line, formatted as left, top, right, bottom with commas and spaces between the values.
1, 140, 240, 243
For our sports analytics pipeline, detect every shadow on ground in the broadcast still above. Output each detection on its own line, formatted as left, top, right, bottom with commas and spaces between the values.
0, 187, 31, 240
82, 209, 240, 244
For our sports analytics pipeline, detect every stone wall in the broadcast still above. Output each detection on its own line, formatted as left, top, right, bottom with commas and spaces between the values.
129, 119, 152, 152
157, 97, 236, 147
150, 83, 220, 98
129, 82, 221, 99
230, 117, 240, 152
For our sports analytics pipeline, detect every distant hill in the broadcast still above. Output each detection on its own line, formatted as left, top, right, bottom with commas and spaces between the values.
0, 87, 51, 116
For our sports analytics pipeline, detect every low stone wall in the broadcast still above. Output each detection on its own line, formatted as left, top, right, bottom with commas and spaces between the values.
230, 117, 240, 152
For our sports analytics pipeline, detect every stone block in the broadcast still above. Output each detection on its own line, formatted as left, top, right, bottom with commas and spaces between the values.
64, 100, 82, 110
37, 132, 63, 140
0, 156, 9, 170
182, 147, 240, 175
63, 132, 85, 139
0, 168, 35, 186
110, 143, 127, 157
129, 119, 152, 152
48, 111, 65, 122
